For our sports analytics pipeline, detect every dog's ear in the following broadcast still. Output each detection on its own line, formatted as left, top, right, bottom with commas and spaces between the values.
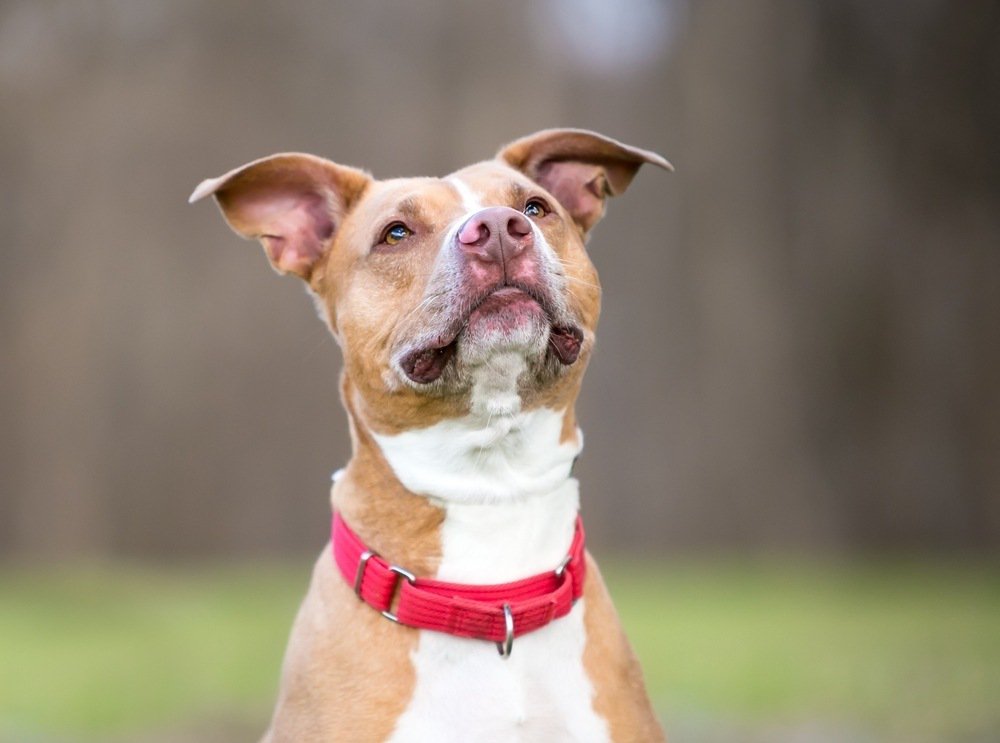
189, 154, 371, 280
498, 129, 672, 235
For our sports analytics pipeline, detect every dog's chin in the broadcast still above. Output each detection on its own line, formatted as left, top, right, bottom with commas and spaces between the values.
458, 291, 550, 366
458, 318, 549, 369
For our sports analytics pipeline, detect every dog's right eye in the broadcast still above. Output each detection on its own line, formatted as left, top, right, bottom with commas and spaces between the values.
380, 222, 413, 247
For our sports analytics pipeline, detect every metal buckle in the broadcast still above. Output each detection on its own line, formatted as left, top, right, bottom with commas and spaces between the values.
496, 603, 514, 659
353, 550, 378, 598
381, 565, 416, 623
554, 554, 572, 578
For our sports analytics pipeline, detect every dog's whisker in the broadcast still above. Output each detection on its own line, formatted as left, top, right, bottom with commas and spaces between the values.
561, 275, 601, 291
398, 291, 448, 326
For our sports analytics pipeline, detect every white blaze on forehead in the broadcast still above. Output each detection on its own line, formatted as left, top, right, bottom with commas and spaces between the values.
446, 175, 485, 213
435, 175, 566, 312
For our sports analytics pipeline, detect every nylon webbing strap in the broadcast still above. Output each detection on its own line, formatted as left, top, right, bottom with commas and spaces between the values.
331, 511, 586, 644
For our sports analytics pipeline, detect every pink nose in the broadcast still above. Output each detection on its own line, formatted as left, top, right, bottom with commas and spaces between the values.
456, 207, 534, 266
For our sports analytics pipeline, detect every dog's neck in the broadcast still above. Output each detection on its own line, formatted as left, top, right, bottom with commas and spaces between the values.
373, 351, 582, 503
370, 404, 581, 506
333, 365, 584, 583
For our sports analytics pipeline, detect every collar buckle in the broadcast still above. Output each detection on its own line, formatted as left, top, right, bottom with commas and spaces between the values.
380, 564, 416, 623
332, 511, 586, 652
554, 554, 572, 578
353, 550, 378, 598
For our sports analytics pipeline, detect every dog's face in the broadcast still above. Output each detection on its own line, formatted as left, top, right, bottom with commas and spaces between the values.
191, 130, 669, 434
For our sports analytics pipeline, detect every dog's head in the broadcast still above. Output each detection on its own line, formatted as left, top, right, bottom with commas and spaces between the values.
191, 129, 669, 434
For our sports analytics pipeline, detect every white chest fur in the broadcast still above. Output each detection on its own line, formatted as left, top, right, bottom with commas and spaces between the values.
388, 604, 607, 743
373, 385, 610, 742
385, 486, 610, 743
372, 353, 582, 505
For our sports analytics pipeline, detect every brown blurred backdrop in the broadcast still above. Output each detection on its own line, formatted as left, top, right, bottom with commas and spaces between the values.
1, 0, 998, 560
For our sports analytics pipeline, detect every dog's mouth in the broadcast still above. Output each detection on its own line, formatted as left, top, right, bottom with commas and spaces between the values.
399, 284, 583, 385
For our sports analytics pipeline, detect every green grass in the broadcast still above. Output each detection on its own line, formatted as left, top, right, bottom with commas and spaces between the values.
0, 562, 306, 741
1, 557, 998, 741
604, 558, 1000, 741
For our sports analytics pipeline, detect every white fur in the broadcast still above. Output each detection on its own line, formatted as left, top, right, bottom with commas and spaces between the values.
447, 175, 485, 212
384, 485, 609, 743
442, 476, 582, 581
371, 362, 581, 504
387, 601, 608, 743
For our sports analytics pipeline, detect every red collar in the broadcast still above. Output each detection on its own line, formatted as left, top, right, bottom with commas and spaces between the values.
331, 511, 586, 657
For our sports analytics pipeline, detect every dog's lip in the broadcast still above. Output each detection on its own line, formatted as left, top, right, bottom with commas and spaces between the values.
399, 341, 457, 384
489, 286, 527, 298
548, 325, 584, 365
470, 281, 550, 317
398, 282, 583, 384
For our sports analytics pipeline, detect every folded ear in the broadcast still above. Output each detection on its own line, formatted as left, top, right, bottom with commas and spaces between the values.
189, 153, 371, 280
497, 128, 672, 235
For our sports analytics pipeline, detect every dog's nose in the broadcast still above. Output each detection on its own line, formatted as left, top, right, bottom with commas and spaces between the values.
456, 207, 534, 266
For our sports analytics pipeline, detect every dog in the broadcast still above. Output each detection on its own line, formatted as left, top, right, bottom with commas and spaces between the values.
190, 129, 670, 742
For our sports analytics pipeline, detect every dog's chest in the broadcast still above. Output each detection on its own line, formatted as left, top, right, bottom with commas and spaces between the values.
384, 485, 610, 743
387, 603, 607, 742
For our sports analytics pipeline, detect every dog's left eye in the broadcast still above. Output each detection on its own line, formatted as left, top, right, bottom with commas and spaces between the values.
523, 199, 549, 218
381, 223, 413, 246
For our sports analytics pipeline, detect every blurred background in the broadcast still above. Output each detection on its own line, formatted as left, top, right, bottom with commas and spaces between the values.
1, 1, 998, 741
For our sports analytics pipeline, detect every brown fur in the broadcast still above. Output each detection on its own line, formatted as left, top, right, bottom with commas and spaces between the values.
583, 555, 667, 742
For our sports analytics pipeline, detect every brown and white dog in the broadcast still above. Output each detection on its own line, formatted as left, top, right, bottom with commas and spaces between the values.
190, 129, 670, 742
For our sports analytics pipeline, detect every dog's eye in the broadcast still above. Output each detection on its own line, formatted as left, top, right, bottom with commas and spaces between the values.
523, 199, 549, 218
381, 223, 413, 246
